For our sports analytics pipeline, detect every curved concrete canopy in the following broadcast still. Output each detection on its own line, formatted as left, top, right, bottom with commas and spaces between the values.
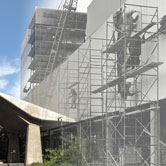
0, 93, 75, 132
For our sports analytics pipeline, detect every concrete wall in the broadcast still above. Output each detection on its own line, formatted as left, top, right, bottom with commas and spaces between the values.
126, 0, 166, 100
25, 124, 43, 165
24, 0, 166, 119
86, 0, 126, 37
86, 0, 166, 102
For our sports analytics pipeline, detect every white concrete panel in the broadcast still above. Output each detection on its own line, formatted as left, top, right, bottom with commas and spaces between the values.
0, 93, 75, 122
86, 0, 166, 36
25, 124, 42, 165
24, 0, 166, 117
86, 0, 126, 37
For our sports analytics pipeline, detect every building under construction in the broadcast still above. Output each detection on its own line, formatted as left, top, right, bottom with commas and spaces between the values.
21, 7, 87, 99
18, 0, 166, 165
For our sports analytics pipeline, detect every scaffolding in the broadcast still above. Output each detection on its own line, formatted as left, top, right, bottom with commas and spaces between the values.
76, 3, 163, 166
40, 2, 166, 166
21, 4, 87, 99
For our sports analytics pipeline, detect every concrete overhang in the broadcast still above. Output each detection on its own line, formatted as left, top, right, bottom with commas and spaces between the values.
0, 93, 75, 132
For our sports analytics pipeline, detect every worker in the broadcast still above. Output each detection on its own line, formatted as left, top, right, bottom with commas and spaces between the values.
115, 10, 139, 92
113, 8, 123, 30
113, 8, 124, 78
116, 10, 139, 71
159, 15, 166, 31
113, 8, 124, 93
123, 10, 139, 37
117, 10, 139, 65
126, 36, 142, 69
120, 82, 137, 100
69, 88, 77, 108
113, 8, 123, 40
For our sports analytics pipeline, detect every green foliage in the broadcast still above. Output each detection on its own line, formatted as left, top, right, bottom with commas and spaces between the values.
63, 138, 81, 164
44, 148, 67, 166
30, 162, 44, 166
43, 137, 85, 166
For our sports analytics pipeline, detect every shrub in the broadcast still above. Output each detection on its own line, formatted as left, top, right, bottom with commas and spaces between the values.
43, 137, 85, 166
30, 162, 44, 166
44, 148, 67, 166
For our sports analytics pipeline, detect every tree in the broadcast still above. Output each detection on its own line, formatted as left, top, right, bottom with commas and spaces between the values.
44, 148, 67, 166
43, 137, 84, 166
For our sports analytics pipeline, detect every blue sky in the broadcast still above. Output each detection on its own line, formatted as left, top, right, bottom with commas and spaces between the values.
0, 0, 91, 98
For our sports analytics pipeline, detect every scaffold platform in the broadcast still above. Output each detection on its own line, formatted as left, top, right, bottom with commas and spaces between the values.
103, 22, 156, 54
133, 22, 156, 37
93, 62, 163, 93
103, 37, 125, 54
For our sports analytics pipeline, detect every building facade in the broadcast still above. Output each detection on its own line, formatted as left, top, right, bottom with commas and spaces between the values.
21, 7, 87, 99
21, 0, 166, 165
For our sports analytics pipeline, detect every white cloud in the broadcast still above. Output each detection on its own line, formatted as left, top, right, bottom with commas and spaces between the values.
8, 82, 20, 99
0, 79, 8, 90
0, 58, 20, 98
0, 59, 19, 77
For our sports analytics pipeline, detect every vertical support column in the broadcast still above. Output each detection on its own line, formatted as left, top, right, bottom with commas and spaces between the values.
105, 22, 109, 166
8, 132, 20, 163
25, 124, 43, 165
107, 119, 114, 165
150, 107, 160, 166
89, 38, 93, 164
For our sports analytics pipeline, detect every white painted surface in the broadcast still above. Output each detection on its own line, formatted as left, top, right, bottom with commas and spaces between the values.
24, 0, 166, 118
86, 0, 126, 37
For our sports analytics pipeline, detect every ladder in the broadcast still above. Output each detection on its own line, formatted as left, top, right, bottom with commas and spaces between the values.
44, 0, 78, 107
45, 0, 78, 77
